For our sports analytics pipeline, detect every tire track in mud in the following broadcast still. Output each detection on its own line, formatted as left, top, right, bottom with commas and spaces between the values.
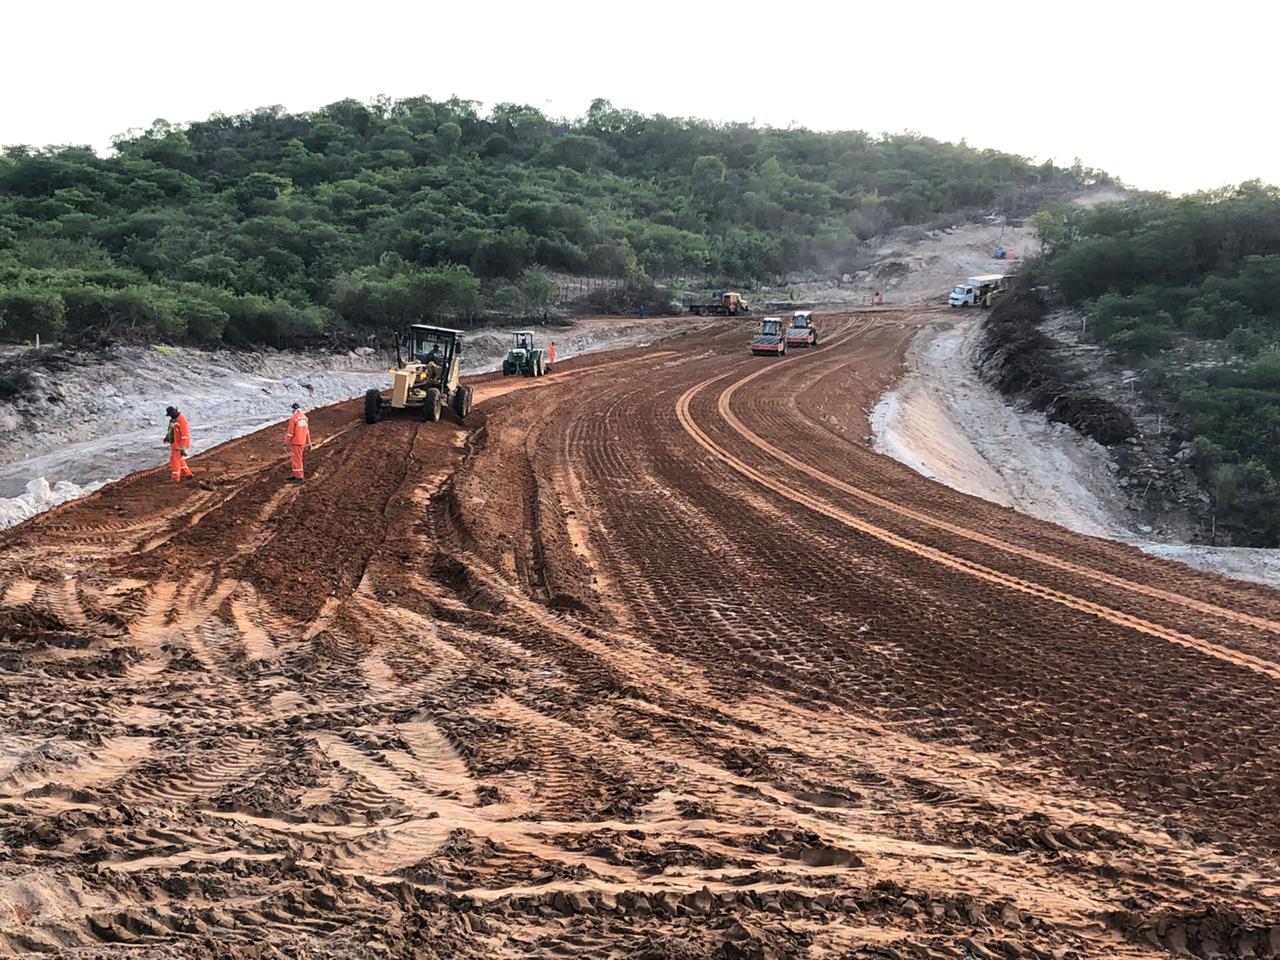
656, 321, 1280, 844
678, 373, 1280, 682
534, 315, 1280, 947
784, 332, 1280, 623
735, 315, 1280, 638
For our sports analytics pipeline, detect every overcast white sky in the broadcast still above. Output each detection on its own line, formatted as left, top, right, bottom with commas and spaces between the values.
4, 0, 1276, 194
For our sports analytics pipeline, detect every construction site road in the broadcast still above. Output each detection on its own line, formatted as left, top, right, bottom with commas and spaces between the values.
3, 309, 1279, 959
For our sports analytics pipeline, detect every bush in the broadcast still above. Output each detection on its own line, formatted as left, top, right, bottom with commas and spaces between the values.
0, 287, 66, 339
577, 280, 674, 316
1243, 352, 1280, 389
1226, 325, 1269, 359
1183, 292, 1254, 338
1106, 316, 1178, 356
0, 370, 31, 400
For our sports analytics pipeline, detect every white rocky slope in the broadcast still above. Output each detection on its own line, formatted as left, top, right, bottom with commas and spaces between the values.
872, 312, 1280, 589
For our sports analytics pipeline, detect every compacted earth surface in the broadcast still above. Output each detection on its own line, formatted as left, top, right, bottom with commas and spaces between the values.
2, 308, 1279, 958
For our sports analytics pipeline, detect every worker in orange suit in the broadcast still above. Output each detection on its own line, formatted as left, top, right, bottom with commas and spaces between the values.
548, 341, 556, 368
284, 402, 313, 484
164, 406, 193, 483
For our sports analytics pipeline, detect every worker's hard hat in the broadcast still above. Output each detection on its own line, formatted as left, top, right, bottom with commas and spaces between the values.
165, 406, 178, 418
291, 402, 300, 410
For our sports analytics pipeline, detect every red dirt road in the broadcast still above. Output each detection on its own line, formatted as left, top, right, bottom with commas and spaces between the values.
2, 310, 1279, 958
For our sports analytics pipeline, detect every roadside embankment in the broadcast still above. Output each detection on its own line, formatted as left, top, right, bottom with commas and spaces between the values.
871, 312, 1280, 588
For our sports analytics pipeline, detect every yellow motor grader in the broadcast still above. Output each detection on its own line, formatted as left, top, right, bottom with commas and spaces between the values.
364, 324, 475, 424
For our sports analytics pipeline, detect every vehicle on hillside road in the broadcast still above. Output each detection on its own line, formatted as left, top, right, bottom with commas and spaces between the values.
687, 291, 751, 316
949, 275, 1007, 308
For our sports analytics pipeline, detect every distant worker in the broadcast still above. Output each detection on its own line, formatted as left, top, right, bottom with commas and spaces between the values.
874, 291, 885, 305
284, 402, 312, 484
164, 406, 193, 483
638, 304, 646, 319
548, 341, 557, 367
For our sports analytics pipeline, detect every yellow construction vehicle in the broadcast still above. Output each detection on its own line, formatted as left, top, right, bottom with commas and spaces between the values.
364, 324, 474, 424
686, 291, 751, 316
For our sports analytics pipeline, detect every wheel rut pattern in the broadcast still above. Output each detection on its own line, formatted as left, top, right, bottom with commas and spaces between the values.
1, 320, 1278, 959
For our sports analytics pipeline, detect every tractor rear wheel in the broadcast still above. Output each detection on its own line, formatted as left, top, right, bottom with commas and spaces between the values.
424, 388, 442, 422
364, 389, 381, 424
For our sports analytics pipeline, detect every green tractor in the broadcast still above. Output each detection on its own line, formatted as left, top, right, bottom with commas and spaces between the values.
501, 331, 548, 377
364, 324, 474, 425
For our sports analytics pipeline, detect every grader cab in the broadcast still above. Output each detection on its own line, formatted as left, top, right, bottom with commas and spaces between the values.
364, 324, 475, 424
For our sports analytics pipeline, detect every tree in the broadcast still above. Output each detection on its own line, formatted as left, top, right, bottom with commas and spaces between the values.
420, 264, 482, 321
234, 172, 292, 212
1029, 208, 1068, 253
692, 155, 726, 192
436, 122, 462, 155
517, 269, 558, 316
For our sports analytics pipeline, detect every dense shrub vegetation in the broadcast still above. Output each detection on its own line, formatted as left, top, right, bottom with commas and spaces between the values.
1029, 183, 1280, 544
0, 96, 1100, 346
980, 288, 1137, 446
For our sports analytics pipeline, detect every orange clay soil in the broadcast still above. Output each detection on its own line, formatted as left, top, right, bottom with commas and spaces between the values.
2, 309, 1279, 958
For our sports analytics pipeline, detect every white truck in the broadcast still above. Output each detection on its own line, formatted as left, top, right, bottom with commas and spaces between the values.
949, 275, 1007, 308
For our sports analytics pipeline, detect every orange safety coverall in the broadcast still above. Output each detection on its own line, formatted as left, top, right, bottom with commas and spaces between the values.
548, 342, 556, 367
169, 413, 193, 482
286, 410, 311, 478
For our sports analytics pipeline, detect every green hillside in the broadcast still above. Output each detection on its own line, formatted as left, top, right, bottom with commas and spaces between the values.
1027, 183, 1280, 544
0, 96, 1101, 346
